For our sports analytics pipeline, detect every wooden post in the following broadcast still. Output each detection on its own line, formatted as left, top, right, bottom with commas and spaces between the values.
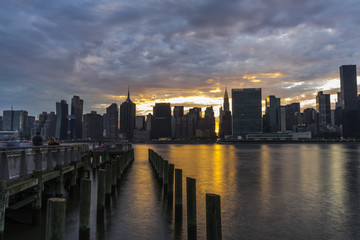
0, 152, 9, 181
32, 170, 43, 225
45, 198, 66, 240
64, 148, 69, 165
116, 157, 121, 184
69, 162, 78, 195
105, 164, 112, 207
55, 148, 62, 166
19, 150, 28, 178
34, 148, 42, 171
111, 161, 117, 195
47, 149, 53, 171
175, 168, 183, 221
0, 180, 8, 240
97, 169, 105, 224
206, 194, 222, 240
168, 164, 175, 199
79, 179, 91, 240
187, 177, 197, 239
163, 160, 169, 194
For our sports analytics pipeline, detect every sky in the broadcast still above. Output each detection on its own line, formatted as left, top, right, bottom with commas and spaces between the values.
1, 0, 360, 118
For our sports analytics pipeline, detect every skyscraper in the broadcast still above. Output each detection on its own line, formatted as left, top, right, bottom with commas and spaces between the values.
316, 91, 331, 133
120, 88, 136, 140
219, 87, 232, 138
173, 106, 184, 139
152, 103, 171, 139
263, 95, 281, 133
83, 111, 103, 140
340, 65, 359, 137
105, 103, 119, 139
232, 88, 262, 138
70, 95, 83, 139
2, 110, 28, 137
55, 100, 69, 140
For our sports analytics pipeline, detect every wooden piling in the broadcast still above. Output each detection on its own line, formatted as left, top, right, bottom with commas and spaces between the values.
0, 152, 9, 181
97, 169, 105, 224
64, 148, 69, 165
20, 150, 28, 178
34, 148, 42, 171
32, 170, 43, 225
175, 168, 183, 221
105, 164, 112, 207
163, 160, 169, 194
45, 198, 66, 240
206, 194, 222, 240
0, 180, 8, 240
168, 164, 175, 198
47, 149, 53, 171
187, 177, 197, 239
111, 160, 117, 195
79, 179, 91, 240
69, 162, 78, 195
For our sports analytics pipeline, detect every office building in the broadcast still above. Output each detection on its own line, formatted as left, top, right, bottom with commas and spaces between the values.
83, 111, 103, 140
2, 110, 28, 138
340, 65, 359, 137
55, 100, 69, 140
232, 88, 262, 138
70, 95, 83, 139
120, 89, 136, 140
152, 103, 171, 139
173, 106, 184, 139
316, 91, 331, 132
219, 88, 232, 138
0, 116, 2, 130
263, 95, 281, 133
105, 103, 119, 139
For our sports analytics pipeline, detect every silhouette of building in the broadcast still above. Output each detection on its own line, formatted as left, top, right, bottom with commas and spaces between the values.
219, 87, 232, 138
70, 95, 83, 139
0, 116, 2, 130
285, 103, 300, 131
173, 106, 184, 139
55, 100, 69, 140
120, 89, 136, 140
34, 112, 57, 140
105, 103, 119, 139
152, 103, 171, 139
340, 65, 360, 137
263, 95, 281, 133
197, 106, 216, 138
232, 88, 262, 138
316, 91, 331, 132
83, 111, 103, 140
2, 109, 28, 138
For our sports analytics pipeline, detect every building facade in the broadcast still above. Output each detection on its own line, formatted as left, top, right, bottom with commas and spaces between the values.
316, 91, 331, 132
232, 88, 262, 138
263, 95, 281, 133
70, 95, 83, 139
105, 103, 119, 139
83, 111, 103, 140
55, 100, 69, 140
219, 88, 232, 138
152, 103, 171, 139
2, 110, 28, 138
120, 90, 136, 140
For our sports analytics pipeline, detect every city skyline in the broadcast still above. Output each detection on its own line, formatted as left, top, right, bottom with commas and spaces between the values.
1, 1, 360, 117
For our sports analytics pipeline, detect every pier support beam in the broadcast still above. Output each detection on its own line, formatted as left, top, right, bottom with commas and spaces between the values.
45, 198, 66, 240
79, 179, 91, 240
32, 170, 43, 225
97, 169, 105, 224
187, 177, 197, 240
0, 180, 8, 240
175, 169, 183, 221
206, 194, 222, 240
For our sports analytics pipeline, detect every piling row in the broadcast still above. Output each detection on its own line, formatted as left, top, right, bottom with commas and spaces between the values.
148, 149, 222, 240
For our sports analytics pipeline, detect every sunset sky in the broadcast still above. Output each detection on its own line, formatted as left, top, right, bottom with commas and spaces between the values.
1, 0, 360, 117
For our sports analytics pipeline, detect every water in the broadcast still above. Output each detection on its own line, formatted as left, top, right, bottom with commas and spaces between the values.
5, 143, 360, 239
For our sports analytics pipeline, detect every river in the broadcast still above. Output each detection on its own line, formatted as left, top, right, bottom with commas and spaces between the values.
5, 143, 360, 239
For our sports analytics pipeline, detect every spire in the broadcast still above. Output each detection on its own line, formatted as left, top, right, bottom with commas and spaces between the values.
223, 86, 229, 112
127, 86, 131, 101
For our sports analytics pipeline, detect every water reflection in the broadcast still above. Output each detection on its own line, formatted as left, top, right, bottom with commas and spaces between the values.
5, 143, 360, 240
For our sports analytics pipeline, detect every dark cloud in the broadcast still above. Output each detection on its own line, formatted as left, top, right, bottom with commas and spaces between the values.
0, 0, 359, 116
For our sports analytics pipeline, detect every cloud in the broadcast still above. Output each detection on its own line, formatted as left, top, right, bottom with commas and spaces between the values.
0, 0, 360, 116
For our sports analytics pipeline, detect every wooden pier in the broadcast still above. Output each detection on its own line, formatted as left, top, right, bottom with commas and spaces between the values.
0, 143, 133, 240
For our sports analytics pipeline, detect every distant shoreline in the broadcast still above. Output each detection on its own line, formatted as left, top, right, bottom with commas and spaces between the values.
133, 140, 360, 145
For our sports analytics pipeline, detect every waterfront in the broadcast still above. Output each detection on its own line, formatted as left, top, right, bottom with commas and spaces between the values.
5, 143, 360, 239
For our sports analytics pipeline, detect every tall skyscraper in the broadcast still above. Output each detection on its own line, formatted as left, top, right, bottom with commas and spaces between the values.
55, 100, 69, 140
340, 65, 359, 137
316, 91, 331, 133
2, 109, 28, 137
232, 88, 262, 138
70, 95, 84, 139
173, 106, 184, 139
83, 111, 103, 140
152, 103, 171, 139
0, 116, 3, 131
263, 95, 281, 133
120, 89, 136, 140
219, 87, 232, 138
105, 103, 119, 139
